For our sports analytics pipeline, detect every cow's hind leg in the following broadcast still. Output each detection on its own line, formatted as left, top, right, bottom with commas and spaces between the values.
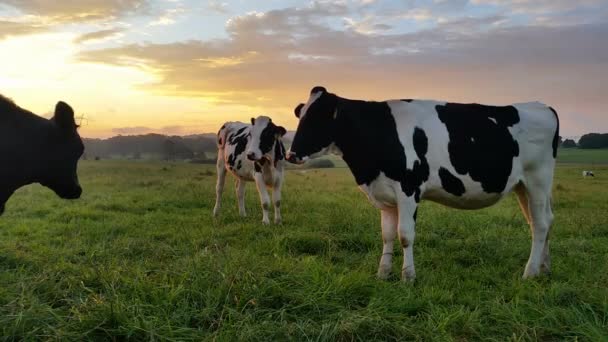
236, 179, 247, 217
378, 208, 398, 280
397, 195, 418, 282
521, 167, 554, 278
253, 172, 271, 225
514, 182, 531, 226
213, 154, 227, 217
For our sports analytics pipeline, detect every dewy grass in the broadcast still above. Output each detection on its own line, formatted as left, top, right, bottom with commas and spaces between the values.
0, 160, 607, 340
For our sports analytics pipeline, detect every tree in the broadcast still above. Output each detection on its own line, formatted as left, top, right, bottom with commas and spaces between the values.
561, 139, 577, 148
578, 133, 608, 149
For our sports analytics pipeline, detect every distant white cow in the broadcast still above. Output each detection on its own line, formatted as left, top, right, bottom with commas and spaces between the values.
582, 171, 595, 177
213, 116, 287, 224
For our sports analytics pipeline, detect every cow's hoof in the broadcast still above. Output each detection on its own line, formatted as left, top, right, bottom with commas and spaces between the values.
239, 212, 247, 217
274, 218, 282, 225
377, 267, 391, 280
523, 264, 540, 279
212, 208, 219, 217
262, 219, 270, 225
402, 269, 416, 283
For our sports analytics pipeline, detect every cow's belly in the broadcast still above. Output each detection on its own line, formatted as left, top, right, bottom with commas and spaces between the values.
224, 153, 255, 181
423, 171, 521, 210
422, 188, 504, 209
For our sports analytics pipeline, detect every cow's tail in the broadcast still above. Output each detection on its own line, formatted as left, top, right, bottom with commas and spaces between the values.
217, 124, 228, 149
549, 106, 560, 159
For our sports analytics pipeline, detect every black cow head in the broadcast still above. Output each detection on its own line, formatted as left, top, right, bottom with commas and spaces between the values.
288, 86, 338, 164
246, 115, 286, 161
41, 101, 84, 199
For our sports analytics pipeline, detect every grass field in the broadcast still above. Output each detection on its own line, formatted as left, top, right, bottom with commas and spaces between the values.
1, 160, 607, 340
557, 148, 608, 164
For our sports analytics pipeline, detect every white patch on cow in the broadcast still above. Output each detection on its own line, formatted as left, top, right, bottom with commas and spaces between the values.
299, 91, 323, 119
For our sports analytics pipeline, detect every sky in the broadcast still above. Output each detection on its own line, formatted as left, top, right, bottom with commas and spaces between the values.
0, 0, 607, 139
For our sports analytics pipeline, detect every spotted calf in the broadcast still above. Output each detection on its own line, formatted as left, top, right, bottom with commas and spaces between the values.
288, 86, 559, 281
213, 116, 287, 224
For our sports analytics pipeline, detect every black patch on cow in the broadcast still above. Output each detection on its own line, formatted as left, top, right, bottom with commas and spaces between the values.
401, 99, 413, 102
259, 123, 277, 154
275, 200, 281, 208
549, 107, 559, 158
413, 208, 418, 222
254, 158, 266, 173
439, 167, 465, 196
274, 140, 286, 167
226, 128, 249, 168
436, 103, 520, 194
236, 160, 242, 170
404, 127, 430, 202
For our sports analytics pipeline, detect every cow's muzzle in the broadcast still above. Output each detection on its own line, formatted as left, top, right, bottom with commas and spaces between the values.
286, 152, 306, 164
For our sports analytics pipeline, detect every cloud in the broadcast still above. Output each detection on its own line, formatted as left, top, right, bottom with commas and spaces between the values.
207, 1, 229, 14
0, 0, 147, 23
149, 7, 184, 26
0, 20, 45, 39
74, 28, 123, 44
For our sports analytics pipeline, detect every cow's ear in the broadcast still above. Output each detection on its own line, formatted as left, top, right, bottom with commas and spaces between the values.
53, 101, 77, 133
276, 126, 287, 137
251, 117, 256, 125
294, 103, 304, 118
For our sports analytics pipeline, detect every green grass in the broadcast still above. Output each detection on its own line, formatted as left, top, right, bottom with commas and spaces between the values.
1, 161, 607, 340
558, 148, 608, 164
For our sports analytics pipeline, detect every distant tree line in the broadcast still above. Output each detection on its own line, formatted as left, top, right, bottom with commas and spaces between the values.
560, 133, 608, 149
83, 133, 218, 161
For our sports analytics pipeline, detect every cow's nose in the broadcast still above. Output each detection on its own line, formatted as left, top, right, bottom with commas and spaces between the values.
286, 152, 299, 164
247, 152, 256, 161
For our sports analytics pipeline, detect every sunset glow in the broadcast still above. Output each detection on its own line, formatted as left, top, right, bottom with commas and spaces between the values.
1, 0, 607, 138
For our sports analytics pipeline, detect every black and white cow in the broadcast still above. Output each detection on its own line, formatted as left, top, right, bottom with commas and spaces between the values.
582, 171, 594, 177
0, 94, 84, 215
213, 116, 287, 224
288, 86, 559, 281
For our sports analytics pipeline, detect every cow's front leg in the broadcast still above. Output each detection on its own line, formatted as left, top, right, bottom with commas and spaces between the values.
397, 195, 418, 282
213, 155, 226, 217
253, 172, 271, 225
272, 177, 283, 224
378, 208, 398, 279
236, 179, 247, 217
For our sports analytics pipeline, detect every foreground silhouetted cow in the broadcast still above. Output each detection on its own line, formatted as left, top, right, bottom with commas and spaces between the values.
213, 116, 287, 224
0, 95, 84, 215
288, 86, 559, 281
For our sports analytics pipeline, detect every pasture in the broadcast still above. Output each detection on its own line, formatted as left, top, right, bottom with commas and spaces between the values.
1, 160, 607, 340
